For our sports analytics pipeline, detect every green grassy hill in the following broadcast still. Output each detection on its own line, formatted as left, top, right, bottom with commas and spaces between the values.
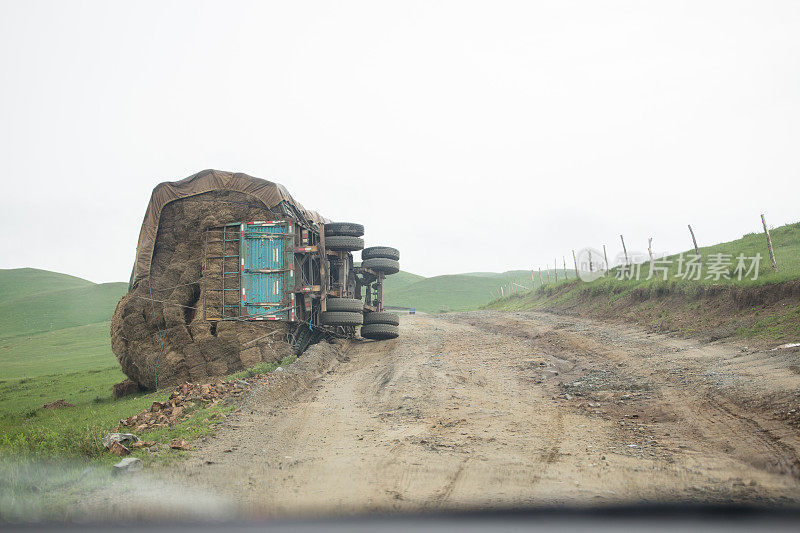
0, 268, 93, 303
0, 269, 126, 379
382, 269, 568, 313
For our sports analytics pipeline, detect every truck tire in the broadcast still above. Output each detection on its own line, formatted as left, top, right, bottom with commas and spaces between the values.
362, 257, 399, 275
361, 323, 399, 340
361, 246, 400, 261
326, 298, 364, 313
320, 311, 363, 326
363, 312, 399, 326
325, 235, 364, 251
325, 222, 364, 237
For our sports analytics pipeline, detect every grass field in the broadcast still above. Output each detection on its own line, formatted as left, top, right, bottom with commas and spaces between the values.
0, 269, 149, 461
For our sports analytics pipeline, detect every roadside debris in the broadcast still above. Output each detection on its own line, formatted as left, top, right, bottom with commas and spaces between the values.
112, 457, 143, 475
170, 439, 191, 451
119, 379, 254, 433
108, 441, 130, 456
42, 399, 74, 409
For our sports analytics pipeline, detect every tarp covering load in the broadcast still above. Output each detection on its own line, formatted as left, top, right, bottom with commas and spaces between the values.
129, 168, 326, 290
111, 169, 325, 391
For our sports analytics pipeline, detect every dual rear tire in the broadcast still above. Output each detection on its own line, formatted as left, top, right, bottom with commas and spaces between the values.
321, 298, 364, 326
325, 222, 364, 251
361, 311, 399, 339
361, 246, 400, 275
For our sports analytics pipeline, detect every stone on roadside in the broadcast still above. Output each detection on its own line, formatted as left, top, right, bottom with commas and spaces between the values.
112, 457, 143, 475
102, 432, 140, 448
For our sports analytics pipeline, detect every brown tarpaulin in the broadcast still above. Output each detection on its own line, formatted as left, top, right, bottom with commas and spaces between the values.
129, 169, 326, 289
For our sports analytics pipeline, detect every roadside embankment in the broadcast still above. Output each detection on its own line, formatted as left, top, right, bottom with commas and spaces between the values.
486, 278, 800, 346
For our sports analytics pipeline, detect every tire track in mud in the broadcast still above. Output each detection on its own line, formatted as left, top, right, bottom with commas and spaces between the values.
447, 311, 800, 490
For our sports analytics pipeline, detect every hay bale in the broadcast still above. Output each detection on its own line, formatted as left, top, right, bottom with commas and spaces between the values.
111, 190, 292, 390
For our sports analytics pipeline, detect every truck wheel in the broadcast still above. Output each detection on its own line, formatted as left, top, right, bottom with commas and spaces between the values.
325, 235, 364, 251
362, 257, 399, 275
321, 311, 363, 326
362, 246, 400, 261
325, 222, 364, 237
363, 312, 399, 326
326, 298, 364, 313
361, 323, 399, 340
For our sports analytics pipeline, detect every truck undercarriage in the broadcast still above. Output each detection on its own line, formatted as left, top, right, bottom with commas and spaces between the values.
200, 204, 400, 353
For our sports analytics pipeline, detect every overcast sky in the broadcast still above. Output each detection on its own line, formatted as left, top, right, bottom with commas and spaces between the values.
1, 1, 798, 283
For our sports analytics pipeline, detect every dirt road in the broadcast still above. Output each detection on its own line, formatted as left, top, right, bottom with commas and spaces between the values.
174, 311, 800, 515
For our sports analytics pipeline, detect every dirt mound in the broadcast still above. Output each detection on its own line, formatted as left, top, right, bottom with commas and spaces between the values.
111, 190, 293, 390
42, 399, 74, 409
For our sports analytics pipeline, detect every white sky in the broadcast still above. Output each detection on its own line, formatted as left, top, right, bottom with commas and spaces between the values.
1, 0, 798, 283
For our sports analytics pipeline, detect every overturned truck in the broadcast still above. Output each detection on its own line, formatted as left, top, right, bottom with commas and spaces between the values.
111, 170, 400, 391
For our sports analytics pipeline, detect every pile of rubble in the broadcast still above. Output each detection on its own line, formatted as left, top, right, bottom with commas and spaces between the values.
118, 378, 254, 433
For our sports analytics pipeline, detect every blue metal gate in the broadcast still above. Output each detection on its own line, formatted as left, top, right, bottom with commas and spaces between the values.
240, 220, 293, 320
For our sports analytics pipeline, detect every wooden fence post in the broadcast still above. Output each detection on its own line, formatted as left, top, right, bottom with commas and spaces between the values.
603, 245, 610, 274
648, 238, 654, 263
563, 257, 568, 279
554, 260, 558, 282
620, 235, 629, 265
572, 250, 579, 279
761, 214, 778, 271
688, 224, 700, 256
546, 269, 551, 283
539, 267, 544, 285
531, 270, 535, 288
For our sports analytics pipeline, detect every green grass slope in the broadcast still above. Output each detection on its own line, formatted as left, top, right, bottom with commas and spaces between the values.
0, 269, 126, 381
382, 269, 562, 313
0, 268, 93, 304
486, 222, 800, 343
0, 282, 127, 340
381, 270, 426, 293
